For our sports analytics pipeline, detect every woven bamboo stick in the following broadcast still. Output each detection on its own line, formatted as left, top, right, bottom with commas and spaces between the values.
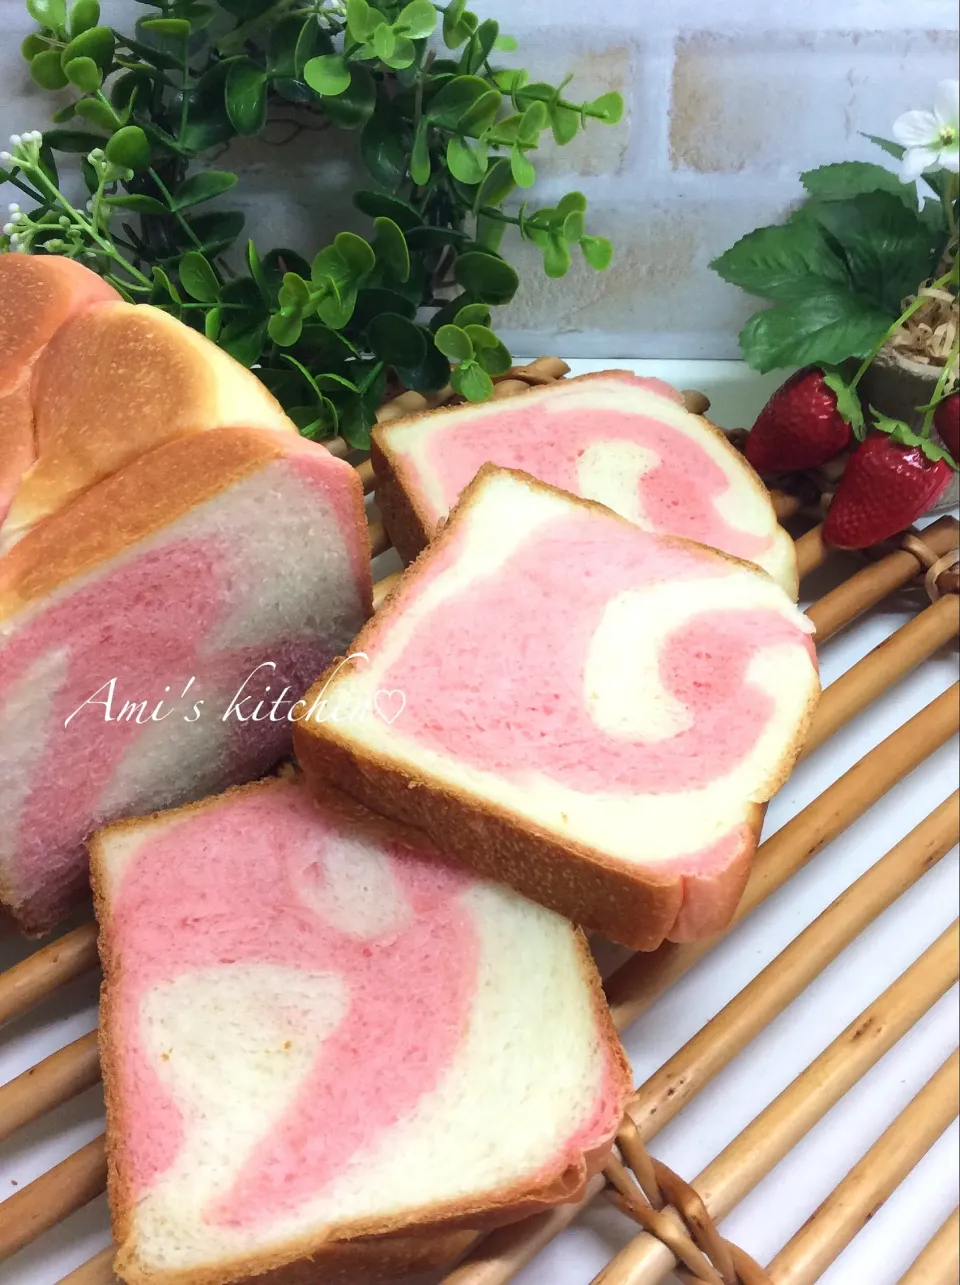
793, 526, 824, 580
766, 1050, 960, 1285
806, 516, 959, 641
369, 520, 389, 558
605, 682, 959, 1029
58, 1247, 115, 1285
799, 594, 960, 759
440, 795, 960, 1285
594, 922, 960, 1285
0, 1030, 100, 1142
628, 793, 960, 1140
0, 922, 98, 1027
0, 1134, 107, 1263
896, 1207, 960, 1285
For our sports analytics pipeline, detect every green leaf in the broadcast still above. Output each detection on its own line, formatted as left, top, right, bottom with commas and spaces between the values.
800, 161, 915, 209
63, 55, 101, 90
334, 231, 376, 278
869, 407, 957, 463
61, 23, 114, 68
21, 34, 46, 60
337, 392, 376, 448
372, 216, 410, 281
204, 306, 222, 341
475, 338, 511, 375
225, 58, 268, 135
427, 74, 489, 127
40, 127, 105, 152
367, 313, 427, 367
360, 111, 409, 187
434, 324, 474, 362
246, 239, 268, 301
580, 235, 613, 271
550, 102, 580, 145
561, 209, 585, 242
346, 0, 378, 42
372, 22, 395, 61
179, 250, 220, 303
809, 191, 941, 316
395, 336, 451, 393
173, 169, 238, 209
268, 311, 304, 346
455, 250, 519, 304
69, 0, 99, 36
381, 34, 416, 70
277, 271, 311, 311
510, 143, 535, 187
320, 64, 376, 128
710, 220, 850, 302
587, 91, 623, 124
266, 14, 310, 76
542, 234, 571, 278
410, 116, 431, 186
822, 366, 866, 440
74, 96, 121, 130
518, 100, 548, 144
459, 88, 502, 135
354, 189, 423, 230
442, 0, 470, 47
494, 33, 517, 51
451, 359, 493, 401
862, 133, 905, 161
219, 318, 266, 366
476, 157, 515, 208
151, 266, 181, 304
31, 50, 70, 89
139, 16, 190, 37
351, 286, 417, 328
27, 0, 67, 33
453, 302, 490, 327
105, 124, 151, 171
461, 17, 498, 72
396, 0, 435, 39
104, 193, 168, 213
185, 209, 245, 256
446, 134, 486, 184
738, 291, 893, 373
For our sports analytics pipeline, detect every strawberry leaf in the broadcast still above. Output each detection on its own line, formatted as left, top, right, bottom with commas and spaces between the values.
822, 366, 866, 440
868, 407, 958, 465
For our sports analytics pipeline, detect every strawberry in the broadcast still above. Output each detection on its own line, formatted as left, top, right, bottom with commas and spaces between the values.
823, 428, 954, 549
933, 392, 959, 462
745, 367, 854, 473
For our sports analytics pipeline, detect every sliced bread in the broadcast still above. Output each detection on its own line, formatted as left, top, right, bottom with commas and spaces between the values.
0, 427, 370, 932
295, 466, 819, 950
91, 775, 631, 1285
372, 369, 798, 595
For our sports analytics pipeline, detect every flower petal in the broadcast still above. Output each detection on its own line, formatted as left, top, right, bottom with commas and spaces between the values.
899, 145, 938, 180
933, 78, 960, 130
937, 146, 960, 174
892, 108, 939, 146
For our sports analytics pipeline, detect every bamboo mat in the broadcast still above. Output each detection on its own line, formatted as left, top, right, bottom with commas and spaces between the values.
0, 360, 957, 1285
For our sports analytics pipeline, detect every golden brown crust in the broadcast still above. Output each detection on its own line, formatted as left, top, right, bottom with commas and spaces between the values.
295, 464, 819, 952
90, 775, 630, 1285
371, 371, 798, 595
0, 427, 370, 619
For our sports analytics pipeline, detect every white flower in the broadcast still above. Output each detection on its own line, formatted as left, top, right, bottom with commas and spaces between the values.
7, 202, 19, 214
9, 134, 22, 148
0, 152, 11, 165
893, 80, 960, 181
2, 223, 14, 236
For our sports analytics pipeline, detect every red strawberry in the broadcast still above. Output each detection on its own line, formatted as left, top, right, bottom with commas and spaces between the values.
745, 367, 854, 473
824, 431, 954, 549
933, 393, 959, 461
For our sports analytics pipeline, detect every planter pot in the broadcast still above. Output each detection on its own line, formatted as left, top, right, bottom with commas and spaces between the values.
859, 344, 959, 514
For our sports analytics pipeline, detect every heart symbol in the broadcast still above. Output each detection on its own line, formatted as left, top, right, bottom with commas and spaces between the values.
373, 689, 406, 724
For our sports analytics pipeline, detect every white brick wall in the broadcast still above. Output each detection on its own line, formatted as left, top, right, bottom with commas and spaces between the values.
1, 0, 957, 357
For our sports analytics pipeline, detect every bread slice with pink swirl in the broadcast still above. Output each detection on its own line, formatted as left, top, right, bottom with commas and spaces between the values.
372, 369, 798, 596
296, 466, 820, 950
91, 776, 631, 1285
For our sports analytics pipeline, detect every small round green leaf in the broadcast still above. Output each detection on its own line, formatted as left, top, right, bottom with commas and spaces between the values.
139, 16, 190, 37
204, 307, 222, 341
372, 217, 410, 282
494, 33, 517, 51
219, 318, 267, 367
510, 144, 535, 188
426, 74, 489, 127
451, 359, 493, 402
410, 116, 430, 186
542, 234, 572, 278
550, 103, 579, 145
225, 58, 268, 135
459, 88, 502, 135
277, 271, 311, 311
104, 193, 168, 213
61, 24, 114, 71
562, 210, 585, 242
268, 311, 304, 347
396, 0, 436, 38
447, 135, 486, 184
476, 158, 516, 208
518, 101, 548, 144
334, 231, 376, 279
580, 234, 613, 271
434, 324, 474, 363
319, 65, 376, 128
367, 313, 427, 368
360, 112, 410, 187
21, 34, 47, 60
557, 191, 587, 217
26, 0, 67, 34
587, 91, 624, 124
354, 190, 423, 232
173, 170, 238, 210
303, 52, 351, 96
372, 22, 395, 61
30, 49, 69, 89
382, 34, 416, 70
453, 302, 490, 328
69, 0, 99, 35
74, 96, 121, 130
454, 251, 520, 305
475, 338, 512, 376
179, 250, 220, 303
105, 124, 151, 171
64, 55, 101, 91
346, 0, 377, 42
462, 323, 497, 350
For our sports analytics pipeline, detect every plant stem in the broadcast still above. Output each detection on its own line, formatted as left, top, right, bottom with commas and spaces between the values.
148, 167, 207, 255
921, 333, 959, 436
849, 264, 959, 392
943, 172, 958, 239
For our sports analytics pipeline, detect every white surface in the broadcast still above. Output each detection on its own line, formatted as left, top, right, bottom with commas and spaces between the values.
1, 358, 957, 1285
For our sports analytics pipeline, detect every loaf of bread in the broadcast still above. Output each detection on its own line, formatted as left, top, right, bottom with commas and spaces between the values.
372, 369, 798, 595
296, 465, 820, 950
91, 776, 631, 1285
0, 256, 370, 932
